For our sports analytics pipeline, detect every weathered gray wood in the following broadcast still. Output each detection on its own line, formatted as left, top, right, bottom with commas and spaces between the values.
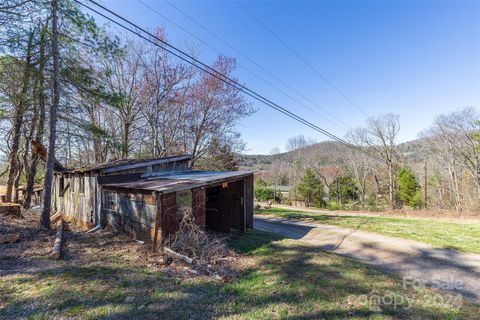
102, 155, 191, 174
50, 219, 64, 259
50, 212, 62, 224
59, 181, 70, 197
152, 191, 162, 251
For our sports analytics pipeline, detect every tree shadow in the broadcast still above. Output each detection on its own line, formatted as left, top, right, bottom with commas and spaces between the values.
2, 219, 479, 319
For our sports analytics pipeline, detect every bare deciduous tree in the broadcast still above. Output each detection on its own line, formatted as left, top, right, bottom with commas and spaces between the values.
354, 114, 400, 210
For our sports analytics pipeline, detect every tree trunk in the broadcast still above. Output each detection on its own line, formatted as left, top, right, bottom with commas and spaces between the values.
90, 105, 104, 163
24, 27, 47, 209
388, 162, 395, 210
40, 0, 60, 228
360, 175, 367, 209
5, 30, 34, 202
122, 122, 130, 158
12, 156, 23, 202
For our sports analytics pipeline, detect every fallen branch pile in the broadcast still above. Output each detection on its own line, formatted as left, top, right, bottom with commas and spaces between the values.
163, 209, 240, 281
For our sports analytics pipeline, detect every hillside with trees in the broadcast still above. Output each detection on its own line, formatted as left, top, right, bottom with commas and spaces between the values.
246, 110, 480, 214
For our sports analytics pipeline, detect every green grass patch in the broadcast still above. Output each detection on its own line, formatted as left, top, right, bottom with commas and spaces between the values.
1, 230, 479, 319
256, 207, 480, 254
225, 229, 479, 319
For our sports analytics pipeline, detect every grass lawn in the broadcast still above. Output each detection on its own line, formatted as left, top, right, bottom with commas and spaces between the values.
1, 212, 479, 319
256, 207, 480, 254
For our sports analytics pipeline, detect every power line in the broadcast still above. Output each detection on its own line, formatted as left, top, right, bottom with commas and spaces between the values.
163, 0, 351, 130
236, 0, 370, 117
137, 0, 349, 131
73, 0, 382, 162
76, 0, 380, 161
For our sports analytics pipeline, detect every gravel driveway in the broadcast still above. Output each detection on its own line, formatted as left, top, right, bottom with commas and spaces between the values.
254, 215, 480, 302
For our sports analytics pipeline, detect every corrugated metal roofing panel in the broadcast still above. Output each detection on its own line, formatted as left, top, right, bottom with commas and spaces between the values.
102, 179, 200, 192
102, 170, 253, 193
63, 155, 192, 173
141, 170, 252, 181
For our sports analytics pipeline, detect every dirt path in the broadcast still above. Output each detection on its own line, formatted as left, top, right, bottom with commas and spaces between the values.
254, 215, 480, 302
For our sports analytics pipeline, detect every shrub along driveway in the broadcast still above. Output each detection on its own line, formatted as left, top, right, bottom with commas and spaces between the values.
254, 214, 480, 302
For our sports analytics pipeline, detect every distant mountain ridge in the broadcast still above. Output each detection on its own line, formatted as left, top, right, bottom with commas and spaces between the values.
236, 138, 429, 171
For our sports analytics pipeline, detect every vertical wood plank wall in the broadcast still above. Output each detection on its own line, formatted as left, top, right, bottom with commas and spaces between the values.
161, 192, 177, 241
192, 188, 206, 228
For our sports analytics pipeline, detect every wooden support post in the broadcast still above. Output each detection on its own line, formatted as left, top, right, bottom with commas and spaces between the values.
192, 188, 206, 229
152, 191, 162, 251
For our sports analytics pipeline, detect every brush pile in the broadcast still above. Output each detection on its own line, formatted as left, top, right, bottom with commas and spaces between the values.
164, 208, 242, 281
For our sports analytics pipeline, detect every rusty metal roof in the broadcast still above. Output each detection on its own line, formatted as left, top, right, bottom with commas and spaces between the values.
140, 170, 252, 181
101, 170, 253, 193
63, 155, 192, 173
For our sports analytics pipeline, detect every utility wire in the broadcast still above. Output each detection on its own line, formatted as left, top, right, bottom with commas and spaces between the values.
73, 0, 382, 162
162, 0, 351, 130
138, 0, 348, 131
236, 0, 369, 117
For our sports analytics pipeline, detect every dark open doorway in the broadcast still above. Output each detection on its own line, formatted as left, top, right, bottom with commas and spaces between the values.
205, 179, 245, 233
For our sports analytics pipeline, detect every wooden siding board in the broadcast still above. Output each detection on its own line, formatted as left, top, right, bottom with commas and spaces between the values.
192, 188, 206, 228
161, 192, 177, 241
152, 192, 162, 249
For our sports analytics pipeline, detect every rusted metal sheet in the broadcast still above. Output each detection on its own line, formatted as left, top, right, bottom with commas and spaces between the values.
102, 179, 199, 193
192, 188, 206, 228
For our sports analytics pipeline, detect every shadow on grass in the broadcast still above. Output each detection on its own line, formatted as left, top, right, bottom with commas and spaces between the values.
224, 239, 479, 319
1, 227, 479, 319
229, 229, 286, 253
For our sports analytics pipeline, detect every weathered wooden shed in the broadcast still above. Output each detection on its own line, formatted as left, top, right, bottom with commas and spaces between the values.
53, 155, 254, 246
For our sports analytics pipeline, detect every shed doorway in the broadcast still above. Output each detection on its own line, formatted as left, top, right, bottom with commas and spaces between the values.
205, 179, 245, 233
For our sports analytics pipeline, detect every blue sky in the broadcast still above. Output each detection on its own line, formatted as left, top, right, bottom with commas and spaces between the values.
98, 0, 480, 154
